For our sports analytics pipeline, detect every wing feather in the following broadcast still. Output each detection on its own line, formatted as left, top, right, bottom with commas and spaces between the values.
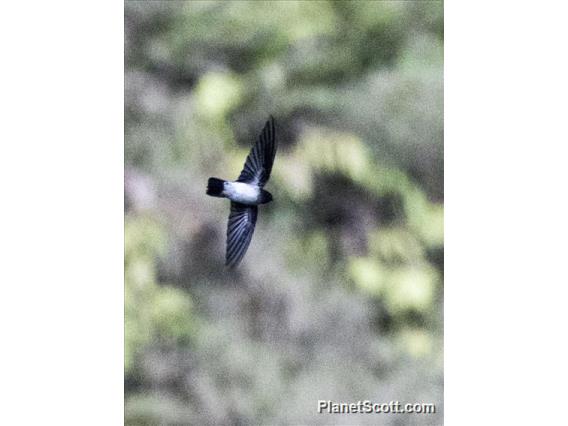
226, 202, 258, 267
237, 116, 277, 187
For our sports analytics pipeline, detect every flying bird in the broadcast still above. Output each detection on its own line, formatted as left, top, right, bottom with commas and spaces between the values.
206, 116, 277, 267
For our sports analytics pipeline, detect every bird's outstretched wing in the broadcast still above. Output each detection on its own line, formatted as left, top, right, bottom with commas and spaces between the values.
226, 202, 258, 267
236, 116, 277, 187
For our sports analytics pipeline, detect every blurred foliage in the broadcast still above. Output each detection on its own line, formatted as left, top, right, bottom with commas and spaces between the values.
125, 1, 443, 424
125, 215, 196, 373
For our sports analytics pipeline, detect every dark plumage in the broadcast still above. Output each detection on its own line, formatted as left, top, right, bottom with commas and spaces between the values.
205, 116, 278, 267
236, 116, 276, 187
206, 177, 225, 197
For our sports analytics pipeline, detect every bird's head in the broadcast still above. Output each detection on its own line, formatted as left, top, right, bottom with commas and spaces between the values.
260, 190, 273, 204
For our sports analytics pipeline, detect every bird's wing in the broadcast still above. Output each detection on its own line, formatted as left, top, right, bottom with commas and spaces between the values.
236, 116, 277, 187
226, 202, 258, 267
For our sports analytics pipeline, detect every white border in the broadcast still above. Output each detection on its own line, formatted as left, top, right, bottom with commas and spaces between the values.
0, 2, 123, 424
446, 1, 568, 424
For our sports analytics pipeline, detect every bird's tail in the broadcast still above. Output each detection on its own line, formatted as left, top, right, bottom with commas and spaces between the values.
206, 177, 226, 197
